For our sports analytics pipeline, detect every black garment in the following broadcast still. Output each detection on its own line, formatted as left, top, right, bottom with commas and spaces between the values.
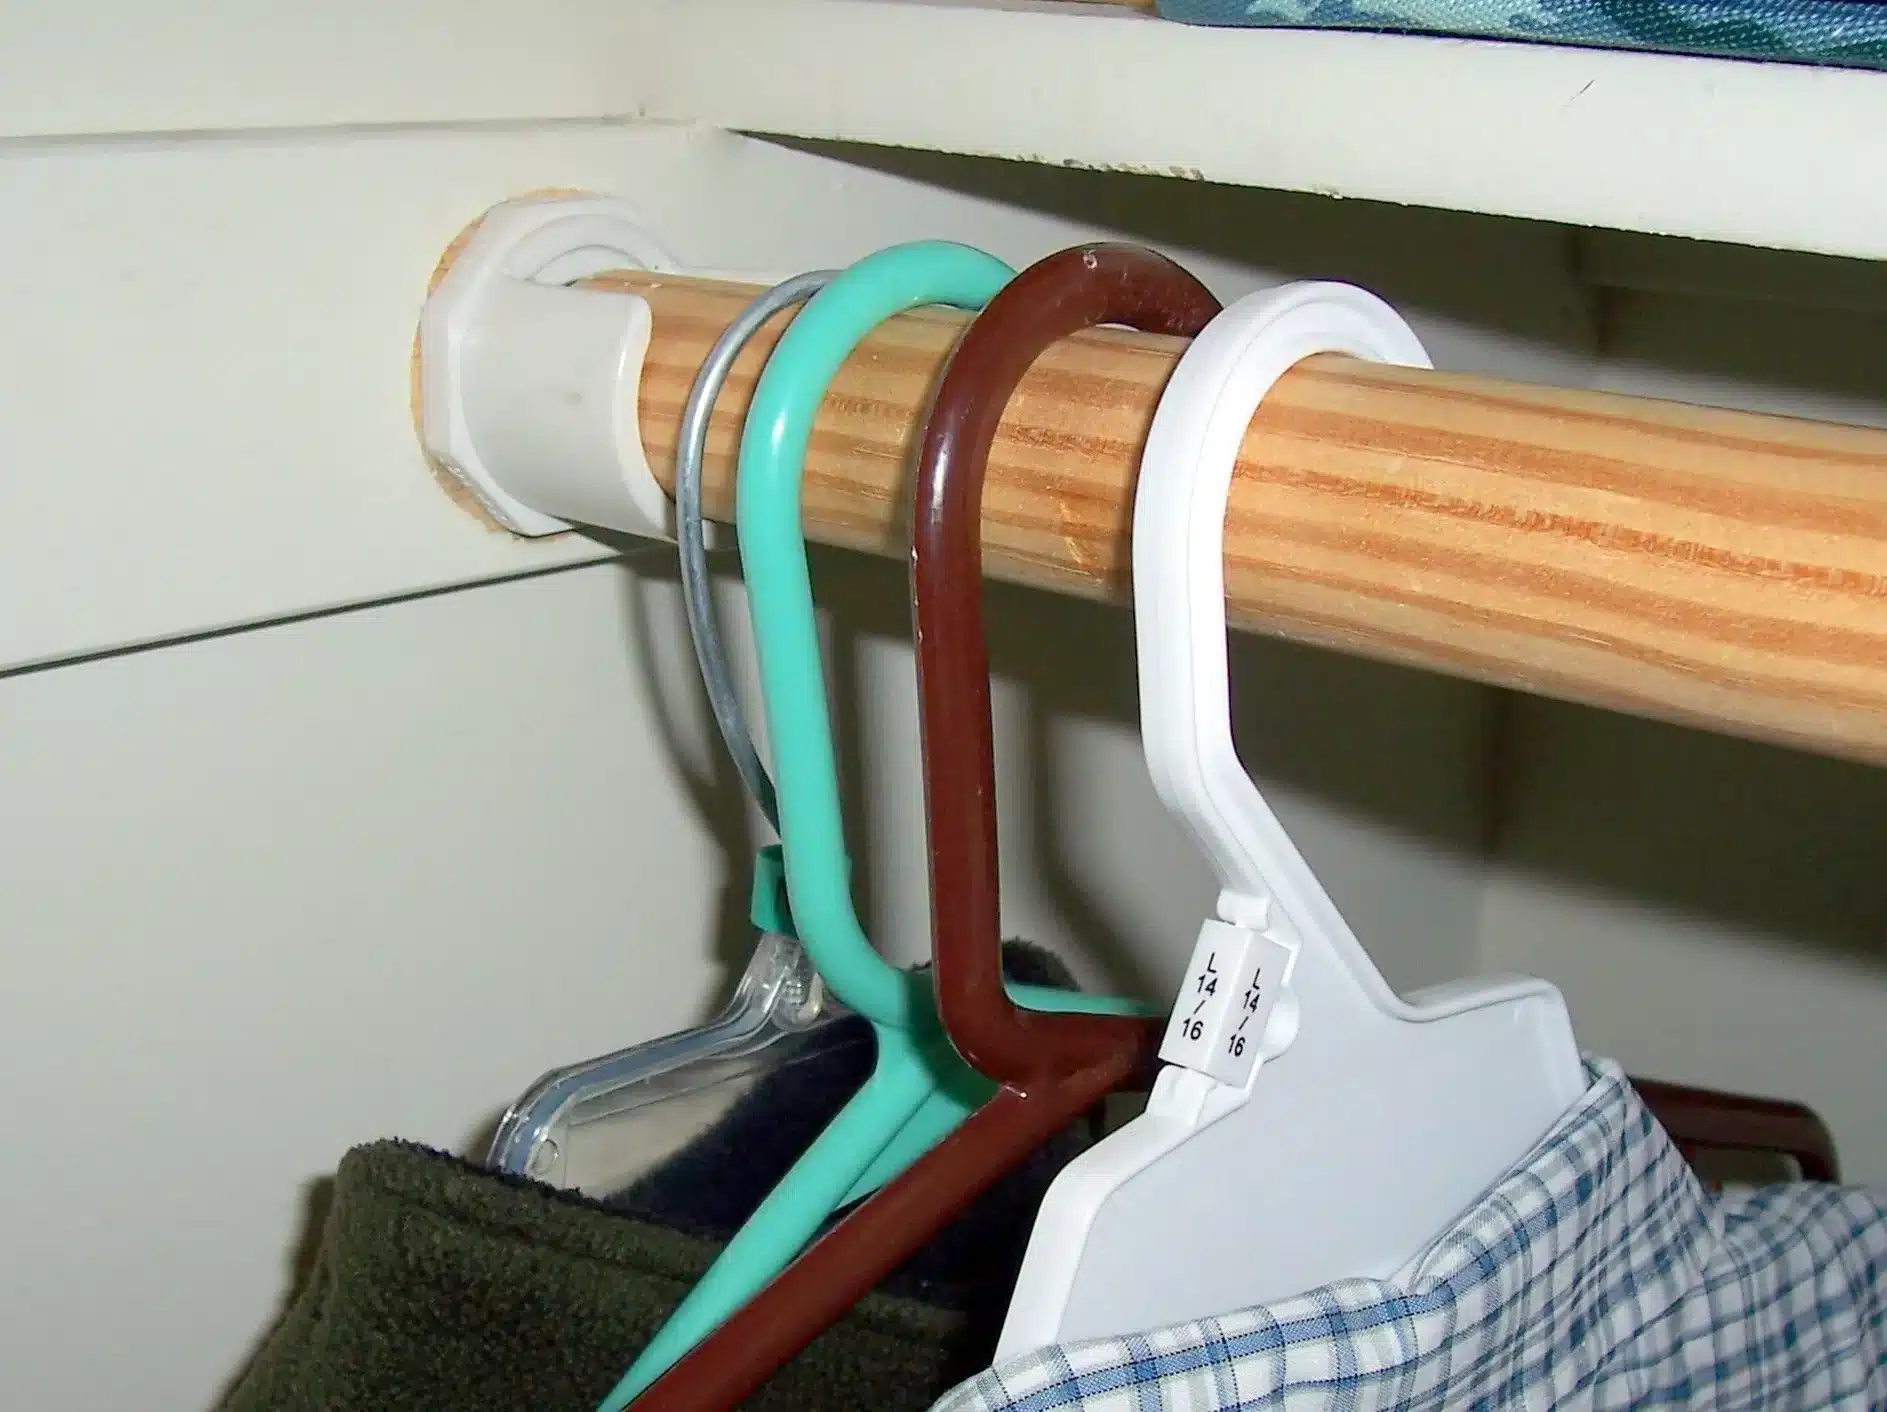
223, 942, 1100, 1411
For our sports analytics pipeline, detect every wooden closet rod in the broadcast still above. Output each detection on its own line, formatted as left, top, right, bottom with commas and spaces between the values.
583, 270, 1887, 767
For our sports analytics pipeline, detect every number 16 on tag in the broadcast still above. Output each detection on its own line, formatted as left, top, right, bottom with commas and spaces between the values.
1159, 917, 1295, 1087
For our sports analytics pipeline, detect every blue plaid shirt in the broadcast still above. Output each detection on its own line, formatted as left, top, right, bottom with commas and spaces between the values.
934, 1059, 1886, 1410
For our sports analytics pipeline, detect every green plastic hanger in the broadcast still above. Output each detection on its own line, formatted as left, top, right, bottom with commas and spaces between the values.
599, 241, 1144, 1411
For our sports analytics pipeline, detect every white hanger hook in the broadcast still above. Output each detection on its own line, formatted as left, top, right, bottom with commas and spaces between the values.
1132, 281, 1431, 934
1001, 288, 1583, 1357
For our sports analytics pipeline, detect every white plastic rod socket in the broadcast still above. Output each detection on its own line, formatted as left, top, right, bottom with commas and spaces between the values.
419, 194, 684, 540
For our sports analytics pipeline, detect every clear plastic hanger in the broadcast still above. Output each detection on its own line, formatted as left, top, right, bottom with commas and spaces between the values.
489, 273, 943, 1206
996, 281, 1589, 1358
487, 853, 906, 1199
484, 940, 828, 1192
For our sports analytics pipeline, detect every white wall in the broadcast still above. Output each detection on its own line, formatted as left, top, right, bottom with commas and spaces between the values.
0, 565, 710, 1407
1, 110, 1882, 1412
1480, 695, 1887, 1184
1477, 270, 1887, 1184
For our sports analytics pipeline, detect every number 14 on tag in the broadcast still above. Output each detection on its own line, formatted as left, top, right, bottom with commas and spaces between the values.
1159, 917, 1294, 1087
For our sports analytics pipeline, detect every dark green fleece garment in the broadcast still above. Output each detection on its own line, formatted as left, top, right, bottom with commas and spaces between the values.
223, 942, 1099, 1411
222, 1138, 997, 1412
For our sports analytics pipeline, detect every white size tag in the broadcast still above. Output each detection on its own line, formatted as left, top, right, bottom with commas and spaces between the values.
1159, 917, 1294, 1087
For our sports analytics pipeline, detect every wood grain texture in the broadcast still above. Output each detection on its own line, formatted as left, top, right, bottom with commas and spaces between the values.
590, 271, 1887, 766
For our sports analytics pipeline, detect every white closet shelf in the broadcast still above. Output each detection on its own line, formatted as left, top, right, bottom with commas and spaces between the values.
627, 1, 1887, 263
5, 2, 1880, 262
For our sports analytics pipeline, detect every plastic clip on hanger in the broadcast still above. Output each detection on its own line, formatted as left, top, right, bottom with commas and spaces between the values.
604, 241, 1143, 1410
631, 242, 1218, 1412
997, 282, 1590, 1358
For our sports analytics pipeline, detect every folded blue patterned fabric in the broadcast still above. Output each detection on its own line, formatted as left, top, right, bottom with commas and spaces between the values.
1157, 0, 1887, 70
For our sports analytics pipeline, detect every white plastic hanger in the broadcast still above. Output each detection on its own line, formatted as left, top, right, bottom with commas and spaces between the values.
997, 282, 1589, 1359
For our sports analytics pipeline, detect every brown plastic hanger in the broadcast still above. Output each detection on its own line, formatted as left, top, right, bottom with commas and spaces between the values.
1634, 1077, 1839, 1183
911, 242, 1219, 1083
631, 245, 1221, 1410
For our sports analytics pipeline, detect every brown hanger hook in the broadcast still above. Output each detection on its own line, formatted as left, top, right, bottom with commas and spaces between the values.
913, 242, 1221, 1081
